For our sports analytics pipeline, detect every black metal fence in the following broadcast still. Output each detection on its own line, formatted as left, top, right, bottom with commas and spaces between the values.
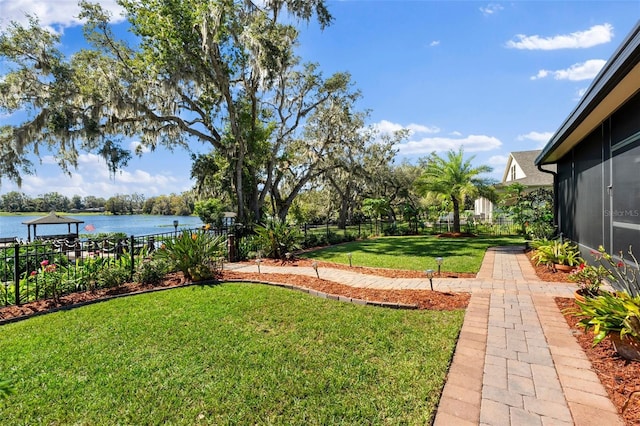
1, 218, 519, 308
0, 227, 229, 307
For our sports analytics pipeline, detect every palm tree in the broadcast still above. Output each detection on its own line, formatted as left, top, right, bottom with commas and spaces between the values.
415, 148, 494, 233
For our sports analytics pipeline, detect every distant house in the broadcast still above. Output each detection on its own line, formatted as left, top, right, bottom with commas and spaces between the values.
474, 150, 555, 221
501, 150, 555, 188
535, 22, 640, 254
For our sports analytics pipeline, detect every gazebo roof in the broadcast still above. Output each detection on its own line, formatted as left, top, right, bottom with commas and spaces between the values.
22, 212, 84, 225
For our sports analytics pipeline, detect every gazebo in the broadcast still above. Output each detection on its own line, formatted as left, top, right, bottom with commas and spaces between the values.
22, 212, 84, 242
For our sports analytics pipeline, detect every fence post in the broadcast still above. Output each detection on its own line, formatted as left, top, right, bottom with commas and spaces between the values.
13, 243, 20, 305
227, 234, 236, 262
129, 235, 135, 280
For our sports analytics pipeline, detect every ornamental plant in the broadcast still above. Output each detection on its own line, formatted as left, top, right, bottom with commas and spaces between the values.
573, 290, 640, 346
593, 245, 640, 297
531, 239, 582, 270
154, 230, 225, 281
568, 263, 612, 298
29, 259, 64, 303
254, 219, 302, 259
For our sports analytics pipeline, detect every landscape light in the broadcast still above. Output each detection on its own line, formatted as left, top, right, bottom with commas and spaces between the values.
347, 252, 353, 267
312, 261, 319, 278
425, 269, 434, 291
435, 257, 443, 276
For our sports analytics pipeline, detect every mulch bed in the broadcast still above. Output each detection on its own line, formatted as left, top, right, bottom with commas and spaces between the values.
0, 261, 471, 323
556, 297, 640, 425
524, 250, 639, 425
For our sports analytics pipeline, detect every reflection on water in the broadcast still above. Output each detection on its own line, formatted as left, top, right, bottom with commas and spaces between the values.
0, 214, 203, 240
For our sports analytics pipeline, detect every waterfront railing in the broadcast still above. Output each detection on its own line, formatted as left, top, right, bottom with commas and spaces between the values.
0, 227, 229, 307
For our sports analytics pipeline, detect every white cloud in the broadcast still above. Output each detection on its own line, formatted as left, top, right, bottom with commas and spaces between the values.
480, 3, 504, 16
517, 131, 553, 148
507, 23, 613, 50
0, 0, 125, 30
374, 120, 440, 136
531, 59, 606, 81
429, 40, 440, 47
396, 134, 502, 157
3, 153, 191, 198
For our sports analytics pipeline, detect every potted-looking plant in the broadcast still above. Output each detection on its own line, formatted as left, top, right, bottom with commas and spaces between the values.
531, 239, 582, 272
570, 245, 640, 361
574, 291, 640, 361
569, 263, 612, 301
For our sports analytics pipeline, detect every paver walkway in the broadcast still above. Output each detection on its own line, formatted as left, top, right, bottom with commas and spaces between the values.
231, 246, 624, 425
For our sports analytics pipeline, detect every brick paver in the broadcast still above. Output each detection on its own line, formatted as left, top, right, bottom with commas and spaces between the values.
231, 246, 624, 425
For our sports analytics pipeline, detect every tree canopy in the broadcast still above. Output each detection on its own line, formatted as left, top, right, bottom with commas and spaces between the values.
0, 0, 373, 224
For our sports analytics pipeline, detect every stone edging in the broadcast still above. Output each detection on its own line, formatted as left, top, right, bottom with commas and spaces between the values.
223, 279, 420, 309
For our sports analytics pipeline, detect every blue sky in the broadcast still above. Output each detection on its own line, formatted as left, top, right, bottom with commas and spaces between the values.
0, 1, 639, 199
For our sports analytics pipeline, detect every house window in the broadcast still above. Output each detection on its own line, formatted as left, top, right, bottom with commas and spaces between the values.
510, 165, 516, 181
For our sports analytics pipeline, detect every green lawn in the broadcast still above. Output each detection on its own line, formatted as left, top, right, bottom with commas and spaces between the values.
301, 235, 525, 273
0, 284, 464, 425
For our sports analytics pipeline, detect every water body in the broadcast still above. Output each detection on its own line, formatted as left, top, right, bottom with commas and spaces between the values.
0, 214, 203, 240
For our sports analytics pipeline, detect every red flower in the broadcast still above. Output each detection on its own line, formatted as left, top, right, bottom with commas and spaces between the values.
30, 271, 37, 276
617, 261, 624, 267
40, 259, 49, 267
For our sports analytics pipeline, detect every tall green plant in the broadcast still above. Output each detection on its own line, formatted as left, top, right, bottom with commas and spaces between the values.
154, 230, 225, 281
415, 148, 493, 233
500, 185, 555, 239
254, 219, 302, 259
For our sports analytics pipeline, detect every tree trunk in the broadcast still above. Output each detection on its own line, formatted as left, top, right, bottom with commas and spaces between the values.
337, 195, 350, 229
234, 153, 246, 224
452, 196, 461, 233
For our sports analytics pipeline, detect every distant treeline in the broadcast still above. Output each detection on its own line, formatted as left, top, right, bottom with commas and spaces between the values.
0, 191, 196, 216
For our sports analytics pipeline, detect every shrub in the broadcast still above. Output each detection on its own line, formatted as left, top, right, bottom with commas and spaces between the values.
77, 255, 106, 292
97, 264, 130, 288
302, 233, 320, 249
154, 230, 225, 281
134, 259, 169, 285
254, 219, 302, 259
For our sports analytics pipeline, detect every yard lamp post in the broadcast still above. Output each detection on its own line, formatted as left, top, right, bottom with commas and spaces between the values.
435, 257, 443, 276
347, 252, 353, 267
173, 220, 179, 236
312, 261, 319, 278
425, 269, 434, 291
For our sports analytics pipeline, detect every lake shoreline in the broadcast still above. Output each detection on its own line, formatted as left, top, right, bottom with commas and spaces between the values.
0, 214, 203, 240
